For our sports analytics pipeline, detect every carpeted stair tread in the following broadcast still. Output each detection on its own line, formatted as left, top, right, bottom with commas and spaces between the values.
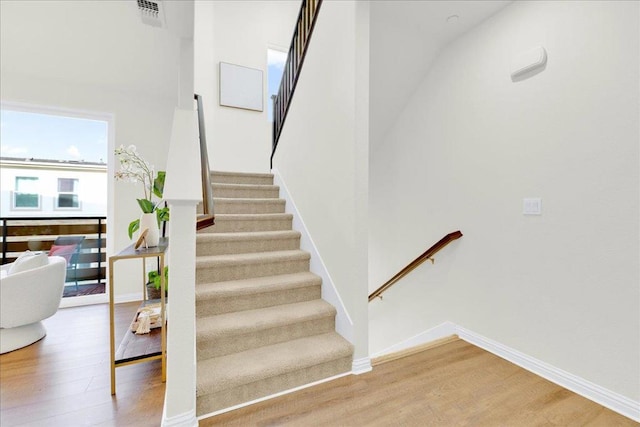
198, 299, 335, 339
213, 198, 286, 214
197, 249, 309, 267
197, 300, 337, 359
196, 230, 301, 256
196, 250, 310, 283
212, 171, 274, 185
195, 169, 354, 414
197, 332, 353, 396
201, 213, 293, 233
196, 272, 321, 298
195, 272, 322, 316
213, 183, 280, 199
197, 230, 300, 242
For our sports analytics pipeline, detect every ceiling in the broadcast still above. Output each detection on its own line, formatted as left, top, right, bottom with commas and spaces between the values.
370, 0, 512, 144
0, 0, 181, 101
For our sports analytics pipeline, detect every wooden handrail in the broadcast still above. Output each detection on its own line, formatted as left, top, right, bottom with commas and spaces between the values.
195, 94, 215, 230
270, 0, 323, 169
368, 230, 463, 302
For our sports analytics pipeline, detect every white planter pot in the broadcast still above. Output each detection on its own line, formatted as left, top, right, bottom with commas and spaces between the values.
139, 212, 160, 247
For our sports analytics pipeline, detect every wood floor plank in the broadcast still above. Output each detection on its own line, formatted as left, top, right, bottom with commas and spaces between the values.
0, 302, 165, 426
201, 339, 637, 427
1, 303, 636, 426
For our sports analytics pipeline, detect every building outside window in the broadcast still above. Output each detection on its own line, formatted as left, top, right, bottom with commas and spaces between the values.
57, 177, 80, 209
13, 176, 40, 209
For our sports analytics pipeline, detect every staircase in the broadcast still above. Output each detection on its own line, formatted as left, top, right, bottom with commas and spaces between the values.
195, 171, 354, 416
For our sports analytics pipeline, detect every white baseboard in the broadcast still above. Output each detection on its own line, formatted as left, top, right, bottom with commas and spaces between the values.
114, 292, 143, 304
372, 323, 639, 422
197, 371, 352, 421
370, 322, 457, 359
161, 408, 198, 427
352, 357, 372, 375
58, 293, 108, 308
59, 292, 143, 309
455, 325, 640, 423
272, 169, 354, 344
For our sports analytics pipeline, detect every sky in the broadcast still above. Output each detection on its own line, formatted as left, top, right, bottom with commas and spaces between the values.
267, 48, 288, 121
0, 109, 108, 163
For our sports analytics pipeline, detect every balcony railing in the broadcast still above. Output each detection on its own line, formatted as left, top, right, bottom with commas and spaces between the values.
1, 216, 106, 297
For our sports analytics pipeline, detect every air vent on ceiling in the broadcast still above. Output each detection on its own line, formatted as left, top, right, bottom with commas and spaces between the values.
137, 0, 165, 28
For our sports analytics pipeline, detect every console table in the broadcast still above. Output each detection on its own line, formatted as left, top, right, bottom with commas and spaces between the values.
108, 237, 168, 395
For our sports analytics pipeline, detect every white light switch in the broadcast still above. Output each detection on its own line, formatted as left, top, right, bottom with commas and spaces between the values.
523, 198, 542, 215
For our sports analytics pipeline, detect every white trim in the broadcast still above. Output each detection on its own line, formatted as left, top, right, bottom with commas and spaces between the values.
197, 371, 352, 421
272, 169, 354, 344
370, 322, 457, 359
1, 100, 115, 123
60, 293, 139, 312
161, 409, 198, 427
1, 99, 115, 306
113, 292, 144, 304
58, 293, 108, 308
373, 323, 639, 422
352, 357, 372, 375
455, 325, 640, 423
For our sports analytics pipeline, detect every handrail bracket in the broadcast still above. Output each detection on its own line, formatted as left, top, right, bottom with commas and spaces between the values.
368, 230, 462, 302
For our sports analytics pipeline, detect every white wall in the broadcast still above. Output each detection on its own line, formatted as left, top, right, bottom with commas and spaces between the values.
272, 1, 370, 362
369, 0, 639, 402
0, 0, 181, 297
0, 163, 107, 217
194, 0, 299, 174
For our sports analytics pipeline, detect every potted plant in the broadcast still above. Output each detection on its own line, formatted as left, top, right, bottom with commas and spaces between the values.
114, 145, 170, 247
146, 266, 168, 300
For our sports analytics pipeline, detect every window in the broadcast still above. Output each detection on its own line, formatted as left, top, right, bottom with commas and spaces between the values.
57, 178, 79, 208
14, 176, 40, 209
267, 48, 287, 122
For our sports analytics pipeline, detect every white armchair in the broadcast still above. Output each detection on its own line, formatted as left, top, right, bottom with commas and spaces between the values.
0, 255, 66, 354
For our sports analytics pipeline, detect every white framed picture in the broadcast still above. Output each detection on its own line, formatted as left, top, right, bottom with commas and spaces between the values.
219, 62, 263, 112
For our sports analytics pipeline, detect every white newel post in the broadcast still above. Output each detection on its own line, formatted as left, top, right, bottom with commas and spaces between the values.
162, 108, 201, 427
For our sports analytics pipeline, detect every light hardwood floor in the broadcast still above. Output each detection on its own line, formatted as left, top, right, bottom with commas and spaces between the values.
0, 302, 165, 426
204, 339, 637, 426
1, 304, 636, 426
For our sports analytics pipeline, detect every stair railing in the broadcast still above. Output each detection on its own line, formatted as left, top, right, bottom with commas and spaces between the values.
195, 94, 215, 230
369, 231, 463, 302
271, 0, 323, 169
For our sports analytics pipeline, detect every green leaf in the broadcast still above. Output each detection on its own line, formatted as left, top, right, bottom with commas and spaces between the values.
153, 171, 166, 199
128, 219, 140, 239
157, 206, 170, 223
137, 198, 154, 213
147, 265, 168, 291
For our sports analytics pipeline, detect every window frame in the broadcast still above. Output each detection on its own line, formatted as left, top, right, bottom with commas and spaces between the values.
12, 176, 41, 210
55, 177, 81, 210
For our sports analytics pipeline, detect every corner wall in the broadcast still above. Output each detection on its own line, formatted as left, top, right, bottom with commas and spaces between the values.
369, 0, 639, 402
272, 1, 370, 362
194, 0, 299, 174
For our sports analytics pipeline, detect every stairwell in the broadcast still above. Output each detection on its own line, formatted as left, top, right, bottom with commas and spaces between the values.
195, 171, 354, 416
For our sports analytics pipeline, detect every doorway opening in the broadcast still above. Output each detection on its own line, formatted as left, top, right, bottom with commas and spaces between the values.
0, 103, 109, 302
267, 47, 288, 122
